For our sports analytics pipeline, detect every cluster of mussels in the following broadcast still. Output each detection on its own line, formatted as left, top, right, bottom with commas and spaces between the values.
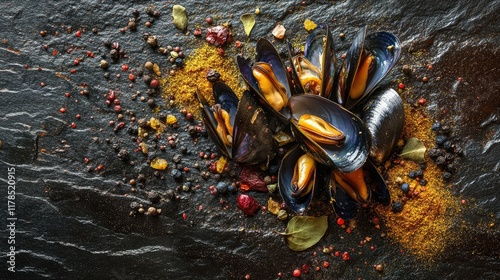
197, 24, 403, 219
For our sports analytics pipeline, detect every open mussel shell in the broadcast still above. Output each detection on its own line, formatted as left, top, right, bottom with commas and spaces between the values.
237, 38, 293, 123
232, 90, 277, 164
288, 94, 371, 173
278, 146, 315, 213
336, 26, 401, 109
329, 160, 390, 219
196, 86, 236, 159
328, 174, 360, 220
213, 81, 239, 125
303, 23, 336, 98
358, 87, 404, 166
287, 24, 336, 98
364, 160, 390, 206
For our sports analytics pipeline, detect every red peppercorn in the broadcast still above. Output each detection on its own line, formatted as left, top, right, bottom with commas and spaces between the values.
96, 164, 103, 171
418, 97, 426, 105
342, 252, 350, 261
150, 79, 159, 88
75, 30, 81, 37
65, 92, 71, 98
60, 108, 67, 113
182, 213, 187, 220
398, 82, 405, 89
40, 82, 46, 87
337, 217, 345, 226
206, 17, 213, 25
323, 261, 329, 268
70, 69, 76, 74
292, 269, 301, 278
121, 64, 129, 71
76, 114, 81, 119
128, 73, 135, 81
114, 105, 122, 113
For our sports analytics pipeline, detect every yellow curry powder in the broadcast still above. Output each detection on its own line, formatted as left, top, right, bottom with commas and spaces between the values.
160, 42, 244, 118
377, 104, 460, 261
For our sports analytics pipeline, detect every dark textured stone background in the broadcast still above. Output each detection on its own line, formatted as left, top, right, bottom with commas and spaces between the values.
0, 0, 499, 279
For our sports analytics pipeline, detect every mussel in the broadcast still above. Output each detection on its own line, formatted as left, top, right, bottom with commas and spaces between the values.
237, 38, 294, 122
329, 160, 390, 219
335, 26, 401, 109
196, 81, 277, 165
288, 23, 336, 98
359, 88, 405, 165
278, 146, 317, 213
288, 94, 371, 173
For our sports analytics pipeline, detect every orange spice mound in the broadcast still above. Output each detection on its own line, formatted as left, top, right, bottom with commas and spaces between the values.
160, 43, 244, 118
377, 104, 460, 262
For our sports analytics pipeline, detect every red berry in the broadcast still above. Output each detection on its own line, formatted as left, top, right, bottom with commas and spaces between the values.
342, 251, 350, 261
76, 114, 81, 119
70, 122, 76, 129
150, 79, 159, 88
75, 30, 81, 37
337, 217, 345, 226
398, 82, 405, 89
60, 108, 67, 113
323, 261, 329, 268
292, 269, 301, 278
182, 213, 187, 220
121, 64, 129, 71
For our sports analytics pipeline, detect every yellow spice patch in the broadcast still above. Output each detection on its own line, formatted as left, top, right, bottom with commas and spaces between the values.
377, 104, 460, 262
304, 19, 317, 31
160, 43, 244, 118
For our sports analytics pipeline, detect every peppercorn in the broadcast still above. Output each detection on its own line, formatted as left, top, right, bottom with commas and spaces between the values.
401, 183, 410, 193
392, 201, 403, 212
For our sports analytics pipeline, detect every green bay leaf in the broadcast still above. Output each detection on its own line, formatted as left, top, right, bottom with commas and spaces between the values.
278, 216, 328, 251
399, 137, 426, 163
240, 13, 255, 37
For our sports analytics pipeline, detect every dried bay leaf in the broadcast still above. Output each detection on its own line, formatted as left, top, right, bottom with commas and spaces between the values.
277, 216, 328, 251
400, 137, 426, 163
240, 13, 255, 36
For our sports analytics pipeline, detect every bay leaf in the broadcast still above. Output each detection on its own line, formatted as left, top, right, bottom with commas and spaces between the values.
240, 13, 255, 36
399, 137, 426, 163
277, 216, 328, 251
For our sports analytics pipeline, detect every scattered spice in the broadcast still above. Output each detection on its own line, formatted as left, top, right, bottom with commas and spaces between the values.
376, 104, 459, 261
160, 43, 242, 118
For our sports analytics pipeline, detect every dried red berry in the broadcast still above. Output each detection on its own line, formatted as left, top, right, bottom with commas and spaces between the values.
236, 194, 260, 216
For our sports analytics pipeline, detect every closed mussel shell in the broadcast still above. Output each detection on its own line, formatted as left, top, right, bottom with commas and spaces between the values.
358, 87, 404, 166
232, 90, 277, 164
288, 94, 371, 173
